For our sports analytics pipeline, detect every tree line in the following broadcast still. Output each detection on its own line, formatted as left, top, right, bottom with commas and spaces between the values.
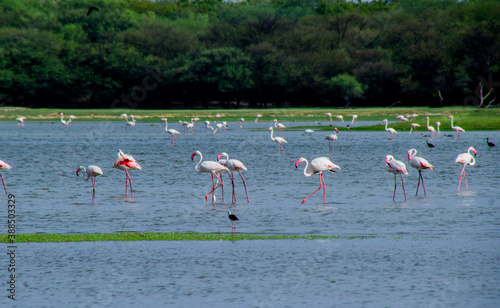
0, 0, 498, 109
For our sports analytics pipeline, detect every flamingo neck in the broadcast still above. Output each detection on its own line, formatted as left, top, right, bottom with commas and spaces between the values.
165, 120, 168, 131
426, 117, 430, 129
269, 128, 275, 141
195, 153, 203, 172
302, 159, 313, 177
450, 116, 454, 128
384, 121, 388, 131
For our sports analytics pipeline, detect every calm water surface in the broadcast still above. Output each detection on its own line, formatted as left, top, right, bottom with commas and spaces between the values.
1, 120, 499, 307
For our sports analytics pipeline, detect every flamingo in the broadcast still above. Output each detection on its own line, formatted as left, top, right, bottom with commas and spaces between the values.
60, 113, 71, 130
191, 151, 229, 204
178, 120, 189, 131
325, 113, 332, 122
425, 117, 436, 138
0, 160, 12, 195
409, 123, 420, 134
396, 115, 408, 121
273, 119, 286, 134
76, 165, 103, 203
215, 114, 222, 122
240, 118, 245, 128
16, 116, 27, 127
126, 115, 136, 129
385, 155, 408, 201
350, 115, 358, 125
448, 115, 465, 140
295, 157, 341, 204
165, 119, 180, 145
255, 114, 262, 122
336, 115, 344, 122
325, 127, 339, 153
382, 119, 397, 140
269, 127, 287, 154
486, 138, 495, 147
217, 152, 249, 203
213, 123, 225, 134
435, 122, 441, 134
407, 149, 434, 196
455, 147, 476, 191
204, 120, 211, 130
114, 150, 142, 197
303, 129, 314, 136
228, 211, 239, 234
69, 115, 77, 125
186, 118, 194, 134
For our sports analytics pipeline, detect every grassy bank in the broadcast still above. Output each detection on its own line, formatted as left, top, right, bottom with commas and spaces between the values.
1, 106, 499, 130
0, 232, 376, 243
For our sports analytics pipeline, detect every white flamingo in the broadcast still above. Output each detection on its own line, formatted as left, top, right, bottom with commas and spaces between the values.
407, 149, 434, 196
217, 152, 249, 203
76, 165, 103, 203
191, 151, 230, 204
165, 119, 180, 145
60, 113, 71, 130
16, 116, 27, 127
382, 119, 397, 140
0, 160, 12, 195
325, 113, 332, 122
425, 117, 436, 138
273, 119, 286, 134
269, 127, 287, 154
325, 127, 339, 153
448, 115, 465, 140
336, 115, 344, 122
295, 157, 341, 204
255, 114, 262, 122
350, 115, 358, 125
386, 155, 408, 202
455, 147, 476, 191
409, 123, 420, 134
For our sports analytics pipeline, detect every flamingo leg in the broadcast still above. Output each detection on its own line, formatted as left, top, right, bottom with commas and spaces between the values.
393, 174, 397, 201
400, 174, 407, 201
237, 170, 250, 203
464, 170, 468, 190
321, 173, 326, 204
0, 173, 7, 195
458, 164, 466, 190
171, 135, 174, 145
206, 174, 216, 203
420, 171, 427, 196
126, 170, 134, 197
124, 171, 128, 196
91, 177, 96, 203
230, 172, 236, 203
415, 171, 421, 196
302, 174, 323, 204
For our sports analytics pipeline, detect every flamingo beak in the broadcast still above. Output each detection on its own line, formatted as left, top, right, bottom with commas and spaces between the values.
76, 169, 80, 176
191, 153, 196, 160
217, 154, 222, 161
295, 160, 300, 168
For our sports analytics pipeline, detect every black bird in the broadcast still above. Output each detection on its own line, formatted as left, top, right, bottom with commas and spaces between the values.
228, 211, 239, 233
486, 138, 496, 147
426, 139, 435, 148
87, 6, 99, 16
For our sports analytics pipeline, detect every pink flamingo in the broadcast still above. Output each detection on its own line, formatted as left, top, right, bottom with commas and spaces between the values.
240, 118, 245, 128
76, 165, 103, 203
192, 151, 230, 204
396, 115, 408, 121
336, 115, 344, 122
0, 160, 12, 195
114, 150, 142, 197
425, 117, 436, 138
325, 112, 332, 122
455, 147, 476, 190
217, 152, 249, 203
435, 122, 441, 134
213, 123, 225, 134
16, 116, 27, 127
385, 155, 408, 201
269, 127, 287, 154
448, 115, 465, 140
382, 119, 397, 140
164, 119, 180, 145
273, 119, 286, 134
350, 115, 358, 125
295, 157, 341, 204
325, 127, 339, 153
407, 149, 434, 196
409, 123, 420, 134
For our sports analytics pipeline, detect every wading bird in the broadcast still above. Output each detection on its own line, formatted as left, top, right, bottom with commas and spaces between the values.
269, 127, 287, 154
255, 114, 262, 122
16, 116, 27, 127
325, 128, 339, 153
385, 155, 408, 202
455, 147, 476, 191
409, 123, 420, 134
273, 119, 286, 134
435, 122, 441, 135
448, 115, 465, 140
228, 211, 239, 234
114, 150, 142, 197
382, 119, 397, 140
336, 115, 344, 122
217, 153, 249, 203
76, 165, 103, 203
295, 157, 341, 204
407, 149, 434, 196
192, 151, 230, 204
0, 160, 12, 195
351, 115, 358, 125
425, 117, 436, 138
164, 119, 180, 145
325, 113, 332, 122
60, 113, 71, 130
486, 138, 495, 147
426, 139, 435, 148
126, 115, 136, 129
303, 129, 314, 136
240, 118, 245, 128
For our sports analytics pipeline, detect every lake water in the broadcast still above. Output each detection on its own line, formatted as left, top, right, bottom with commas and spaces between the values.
1, 120, 499, 307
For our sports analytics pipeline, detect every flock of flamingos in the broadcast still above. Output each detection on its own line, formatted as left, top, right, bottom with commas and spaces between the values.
1, 112, 493, 219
